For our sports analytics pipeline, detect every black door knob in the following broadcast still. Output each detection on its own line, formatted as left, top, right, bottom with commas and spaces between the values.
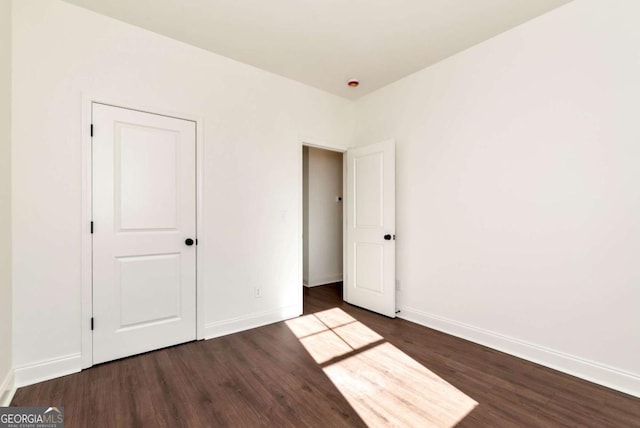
185, 238, 194, 246
384, 234, 392, 240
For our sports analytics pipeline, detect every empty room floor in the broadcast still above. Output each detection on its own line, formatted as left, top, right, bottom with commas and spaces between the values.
11, 283, 640, 427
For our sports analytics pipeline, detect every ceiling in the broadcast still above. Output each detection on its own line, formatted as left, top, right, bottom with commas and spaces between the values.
62, 0, 572, 99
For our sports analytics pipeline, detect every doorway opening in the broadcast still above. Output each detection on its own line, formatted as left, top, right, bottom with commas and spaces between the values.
302, 146, 345, 293
299, 139, 395, 318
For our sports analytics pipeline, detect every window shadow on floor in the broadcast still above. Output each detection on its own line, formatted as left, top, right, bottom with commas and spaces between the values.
287, 305, 478, 427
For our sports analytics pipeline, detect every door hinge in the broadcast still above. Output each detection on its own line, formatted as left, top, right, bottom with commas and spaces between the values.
90, 221, 94, 234
196, 239, 198, 246
393, 234, 396, 240
90, 124, 94, 137
90, 317, 94, 330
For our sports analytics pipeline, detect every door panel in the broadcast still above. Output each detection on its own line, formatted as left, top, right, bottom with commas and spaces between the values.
92, 103, 196, 364
117, 253, 181, 328
354, 243, 384, 293
117, 124, 179, 231
346, 140, 396, 317
354, 153, 383, 228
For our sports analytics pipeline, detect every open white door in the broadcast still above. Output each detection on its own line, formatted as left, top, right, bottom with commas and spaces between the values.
346, 140, 396, 317
92, 103, 197, 364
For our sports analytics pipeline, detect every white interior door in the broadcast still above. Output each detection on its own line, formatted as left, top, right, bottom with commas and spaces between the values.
92, 103, 197, 364
346, 140, 396, 317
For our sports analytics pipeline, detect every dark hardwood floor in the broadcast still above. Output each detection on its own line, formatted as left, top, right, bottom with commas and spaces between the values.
11, 283, 640, 427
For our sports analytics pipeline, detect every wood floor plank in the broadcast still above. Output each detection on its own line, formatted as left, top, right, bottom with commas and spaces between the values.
11, 283, 640, 427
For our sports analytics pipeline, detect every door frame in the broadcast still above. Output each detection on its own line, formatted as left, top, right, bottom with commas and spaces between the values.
81, 93, 205, 369
299, 137, 349, 305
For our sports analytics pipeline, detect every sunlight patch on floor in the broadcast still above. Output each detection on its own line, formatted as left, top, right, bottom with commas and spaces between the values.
286, 308, 478, 427
286, 308, 383, 364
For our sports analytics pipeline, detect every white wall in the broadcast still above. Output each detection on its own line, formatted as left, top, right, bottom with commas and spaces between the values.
0, 0, 13, 405
355, 0, 640, 396
303, 147, 343, 286
11, 0, 353, 381
10, 0, 639, 398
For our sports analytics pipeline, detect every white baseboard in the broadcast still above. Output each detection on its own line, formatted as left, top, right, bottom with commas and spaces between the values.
399, 306, 640, 398
0, 369, 16, 406
204, 304, 301, 340
14, 353, 82, 388
304, 275, 343, 287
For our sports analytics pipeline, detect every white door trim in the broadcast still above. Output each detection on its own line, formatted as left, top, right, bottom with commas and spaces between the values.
81, 93, 205, 369
298, 138, 348, 306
